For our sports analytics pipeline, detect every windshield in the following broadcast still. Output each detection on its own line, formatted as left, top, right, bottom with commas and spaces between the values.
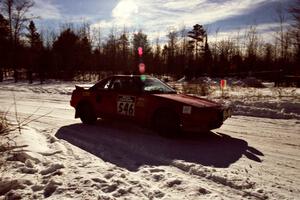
142, 77, 176, 94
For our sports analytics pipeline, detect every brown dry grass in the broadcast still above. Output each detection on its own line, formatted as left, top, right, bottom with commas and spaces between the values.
0, 112, 8, 135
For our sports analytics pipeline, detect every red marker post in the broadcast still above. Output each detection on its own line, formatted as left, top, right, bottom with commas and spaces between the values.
220, 79, 227, 97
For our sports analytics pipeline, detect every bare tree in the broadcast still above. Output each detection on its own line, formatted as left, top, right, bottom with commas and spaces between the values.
92, 26, 102, 50
153, 37, 162, 73
289, 0, 300, 68
166, 28, 178, 73
244, 26, 260, 73
0, 0, 34, 82
118, 27, 130, 71
179, 25, 188, 56
0, 14, 10, 82
103, 27, 118, 71
276, 4, 286, 59
289, 0, 300, 30
1, 0, 34, 43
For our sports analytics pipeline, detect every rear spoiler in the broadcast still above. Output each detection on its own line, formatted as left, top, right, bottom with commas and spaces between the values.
75, 84, 94, 90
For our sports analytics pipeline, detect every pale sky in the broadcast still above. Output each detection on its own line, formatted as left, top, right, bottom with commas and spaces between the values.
31, 0, 295, 42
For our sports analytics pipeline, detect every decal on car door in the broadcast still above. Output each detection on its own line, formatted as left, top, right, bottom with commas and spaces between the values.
117, 95, 136, 116
183, 106, 192, 114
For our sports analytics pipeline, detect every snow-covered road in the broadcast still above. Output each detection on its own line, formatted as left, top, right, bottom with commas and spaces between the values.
0, 82, 299, 199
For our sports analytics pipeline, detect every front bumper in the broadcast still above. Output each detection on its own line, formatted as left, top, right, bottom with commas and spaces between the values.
180, 106, 232, 132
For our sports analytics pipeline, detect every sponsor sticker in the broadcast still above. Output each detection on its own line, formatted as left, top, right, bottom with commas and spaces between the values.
183, 106, 192, 114
117, 95, 135, 116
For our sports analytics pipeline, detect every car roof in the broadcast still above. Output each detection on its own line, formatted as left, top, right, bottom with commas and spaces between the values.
111, 74, 151, 77
105, 74, 154, 79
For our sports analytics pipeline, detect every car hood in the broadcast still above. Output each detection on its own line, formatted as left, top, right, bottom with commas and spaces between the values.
153, 94, 221, 108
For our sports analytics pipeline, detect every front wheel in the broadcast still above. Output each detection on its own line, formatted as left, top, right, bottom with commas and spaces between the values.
78, 103, 97, 124
153, 109, 180, 136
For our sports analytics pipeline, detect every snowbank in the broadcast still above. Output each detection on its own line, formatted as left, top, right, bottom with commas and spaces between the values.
176, 76, 266, 87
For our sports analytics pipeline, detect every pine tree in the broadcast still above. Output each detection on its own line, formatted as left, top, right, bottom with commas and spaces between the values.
26, 20, 43, 83
0, 14, 10, 82
187, 24, 207, 76
52, 28, 80, 80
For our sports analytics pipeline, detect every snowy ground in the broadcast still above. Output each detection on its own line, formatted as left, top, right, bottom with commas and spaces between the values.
0, 80, 300, 199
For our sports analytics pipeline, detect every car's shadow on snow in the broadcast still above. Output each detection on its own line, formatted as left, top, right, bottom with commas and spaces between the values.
55, 120, 263, 171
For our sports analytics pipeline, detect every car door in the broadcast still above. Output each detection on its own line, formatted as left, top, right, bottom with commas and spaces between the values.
92, 77, 117, 118
112, 77, 143, 121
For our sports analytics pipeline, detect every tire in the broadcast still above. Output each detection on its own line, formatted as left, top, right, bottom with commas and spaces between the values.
78, 103, 97, 124
153, 109, 180, 136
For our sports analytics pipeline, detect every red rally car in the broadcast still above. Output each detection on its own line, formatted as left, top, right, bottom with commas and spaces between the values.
70, 75, 232, 134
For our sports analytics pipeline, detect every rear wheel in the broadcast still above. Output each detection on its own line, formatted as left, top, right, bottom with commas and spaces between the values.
153, 109, 180, 137
78, 103, 97, 124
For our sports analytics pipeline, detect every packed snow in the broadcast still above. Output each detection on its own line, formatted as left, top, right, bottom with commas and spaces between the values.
0, 78, 299, 199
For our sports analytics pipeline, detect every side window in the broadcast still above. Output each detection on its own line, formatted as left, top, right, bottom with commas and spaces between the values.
104, 79, 111, 89
125, 78, 141, 93
111, 78, 122, 90
93, 78, 112, 90
110, 77, 141, 93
